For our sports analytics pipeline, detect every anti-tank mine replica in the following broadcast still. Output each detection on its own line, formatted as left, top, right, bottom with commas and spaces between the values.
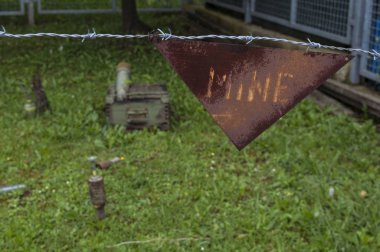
105, 62, 170, 131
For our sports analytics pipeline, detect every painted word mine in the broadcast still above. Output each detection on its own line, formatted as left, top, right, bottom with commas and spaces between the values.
206, 67, 294, 104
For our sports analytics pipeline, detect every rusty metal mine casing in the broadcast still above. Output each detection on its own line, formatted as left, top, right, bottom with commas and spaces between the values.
88, 175, 106, 220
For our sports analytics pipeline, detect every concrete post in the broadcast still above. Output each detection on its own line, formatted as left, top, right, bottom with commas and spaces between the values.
244, 0, 252, 23
111, 0, 117, 12
349, 0, 365, 84
290, 0, 298, 25
28, 0, 35, 26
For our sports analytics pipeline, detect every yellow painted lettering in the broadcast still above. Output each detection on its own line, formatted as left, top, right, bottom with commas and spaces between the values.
273, 72, 292, 104
248, 71, 270, 102
248, 71, 256, 102
237, 82, 243, 101
216, 74, 226, 86
263, 77, 271, 102
225, 74, 232, 100
207, 67, 215, 98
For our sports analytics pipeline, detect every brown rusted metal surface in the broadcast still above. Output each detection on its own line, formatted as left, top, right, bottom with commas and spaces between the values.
153, 39, 352, 150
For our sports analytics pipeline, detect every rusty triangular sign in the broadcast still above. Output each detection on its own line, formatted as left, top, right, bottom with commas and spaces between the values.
153, 39, 351, 150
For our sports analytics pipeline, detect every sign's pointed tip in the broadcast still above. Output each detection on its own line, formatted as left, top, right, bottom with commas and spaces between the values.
235, 144, 245, 151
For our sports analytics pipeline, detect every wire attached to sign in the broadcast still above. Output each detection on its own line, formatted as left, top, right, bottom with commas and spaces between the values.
0, 26, 379, 59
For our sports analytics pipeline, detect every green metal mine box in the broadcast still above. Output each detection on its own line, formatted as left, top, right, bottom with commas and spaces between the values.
105, 62, 170, 131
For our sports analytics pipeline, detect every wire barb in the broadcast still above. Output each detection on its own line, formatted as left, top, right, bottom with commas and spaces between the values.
0, 25, 6, 37
307, 38, 321, 48
157, 28, 172, 40
371, 49, 380, 61
82, 28, 97, 42
244, 35, 254, 44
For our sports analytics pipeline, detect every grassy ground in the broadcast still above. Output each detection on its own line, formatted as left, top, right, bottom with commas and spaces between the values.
0, 12, 379, 251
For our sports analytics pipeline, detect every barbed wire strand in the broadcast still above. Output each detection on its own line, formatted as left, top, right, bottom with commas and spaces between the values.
1, 27, 379, 59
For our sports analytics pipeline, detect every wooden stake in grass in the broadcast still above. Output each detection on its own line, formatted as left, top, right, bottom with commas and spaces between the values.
31, 73, 51, 115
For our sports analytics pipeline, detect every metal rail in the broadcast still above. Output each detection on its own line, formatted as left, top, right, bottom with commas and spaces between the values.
0, 0, 25, 16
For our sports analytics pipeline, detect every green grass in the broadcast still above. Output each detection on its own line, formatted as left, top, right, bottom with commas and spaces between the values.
0, 13, 379, 251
